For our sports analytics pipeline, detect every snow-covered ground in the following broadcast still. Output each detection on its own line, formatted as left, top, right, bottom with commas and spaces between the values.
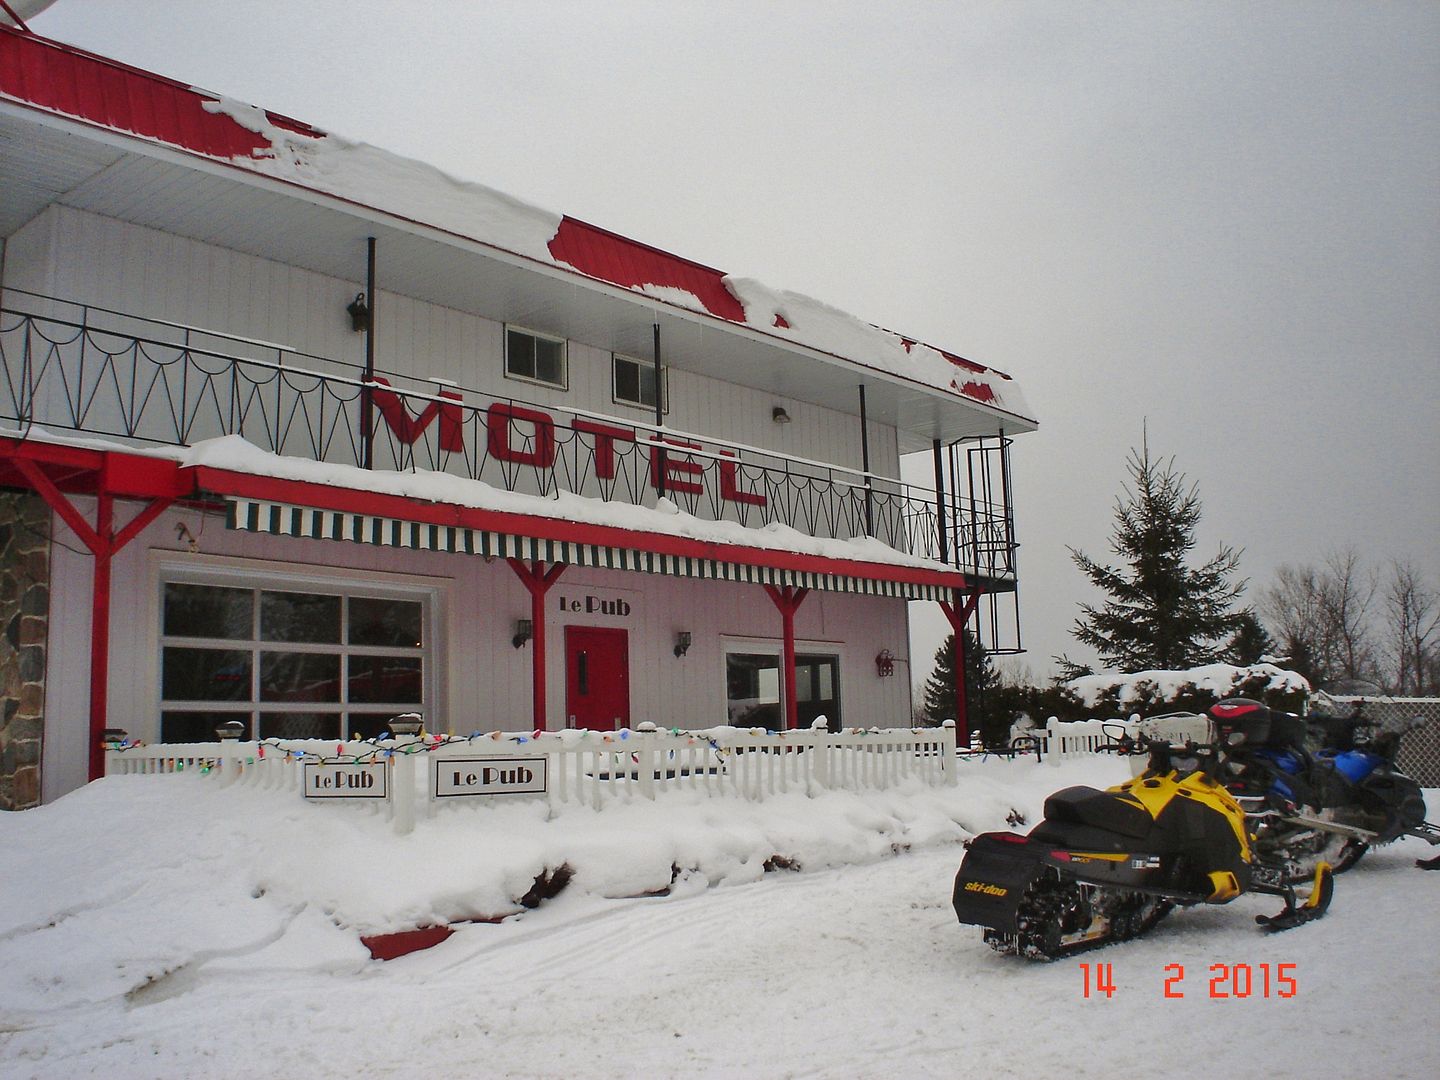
1, 756, 1435, 1079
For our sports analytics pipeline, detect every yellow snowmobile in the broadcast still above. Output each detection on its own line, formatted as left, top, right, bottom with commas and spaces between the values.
952, 738, 1334, 959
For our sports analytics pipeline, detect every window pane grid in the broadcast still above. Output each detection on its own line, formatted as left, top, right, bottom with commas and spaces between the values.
506, 327, 567, 388
159, 582, 429, 742
613, 355, 664, 411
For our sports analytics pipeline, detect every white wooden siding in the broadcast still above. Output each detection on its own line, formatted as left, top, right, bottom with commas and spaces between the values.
5, 205, 899, 479
40, 500, 913, 801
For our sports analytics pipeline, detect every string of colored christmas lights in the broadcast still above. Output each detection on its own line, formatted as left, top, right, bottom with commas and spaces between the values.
104, 721, 940, 774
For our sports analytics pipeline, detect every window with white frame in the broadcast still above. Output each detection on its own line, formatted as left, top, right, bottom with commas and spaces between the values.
505, 326, 567, 388
158, 577, 431, 743
612, 354, 665, 412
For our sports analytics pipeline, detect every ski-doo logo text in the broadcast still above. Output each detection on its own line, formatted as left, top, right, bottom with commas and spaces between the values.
963, 881, 1008, 897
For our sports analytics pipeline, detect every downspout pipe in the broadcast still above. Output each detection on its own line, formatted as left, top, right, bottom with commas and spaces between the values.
361, 236, 376, 469
653, 322, 665, 498
932, 438, 948, 563
858, 384, 873, 536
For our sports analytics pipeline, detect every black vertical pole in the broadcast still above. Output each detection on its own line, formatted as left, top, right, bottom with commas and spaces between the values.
998, 428, 1014, 574
361, 236, 377, 470
933, 437, 948, 563
858, 384, 873, 536
653, 321, 665, 498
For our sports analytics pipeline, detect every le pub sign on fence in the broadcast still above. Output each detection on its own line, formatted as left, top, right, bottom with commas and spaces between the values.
432, 757, 549, 798
301, 720, 550, 805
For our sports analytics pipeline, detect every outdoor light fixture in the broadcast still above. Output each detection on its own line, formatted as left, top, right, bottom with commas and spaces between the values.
512, 618, 533, 649
346, 292, 371, 332
673, 630, 692, 658
388, 713, 424, 737
214, 720, 245, 741
772, 406, 792, 424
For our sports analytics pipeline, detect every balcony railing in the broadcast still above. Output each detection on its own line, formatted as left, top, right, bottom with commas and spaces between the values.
0, 290, 1016, 581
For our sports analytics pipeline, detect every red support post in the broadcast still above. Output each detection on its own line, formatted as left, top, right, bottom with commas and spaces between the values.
507, 559, 566, 731
12, 458, 175, 780
938, 586, 983, 751
88, 493, 113, 782
762, 584, 810, 730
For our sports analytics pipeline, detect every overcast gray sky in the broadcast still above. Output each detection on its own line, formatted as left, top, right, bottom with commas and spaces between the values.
29, 0, 1440, 685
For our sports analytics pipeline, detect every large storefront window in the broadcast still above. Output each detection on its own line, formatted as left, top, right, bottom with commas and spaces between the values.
725, 650, 840, 730
159, 578, 429, 743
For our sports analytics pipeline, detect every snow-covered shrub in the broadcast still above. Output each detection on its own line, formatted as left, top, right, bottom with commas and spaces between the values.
1065, 662, 1309, 718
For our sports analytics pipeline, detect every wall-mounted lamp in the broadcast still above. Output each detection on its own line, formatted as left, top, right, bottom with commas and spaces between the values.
673, 630, 692, 658
346, 292, 371, 333
512, 618, 534, 649
772, 406, 792, 425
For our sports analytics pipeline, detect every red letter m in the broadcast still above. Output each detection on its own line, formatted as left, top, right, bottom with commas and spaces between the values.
371, 377, 466, 452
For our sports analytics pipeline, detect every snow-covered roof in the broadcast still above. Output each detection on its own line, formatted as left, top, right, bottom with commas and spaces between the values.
182, 434, 953, 574
0, 25, 1033, 427
3, 425, 975, 594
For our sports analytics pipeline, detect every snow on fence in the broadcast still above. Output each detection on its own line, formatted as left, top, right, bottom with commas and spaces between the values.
105, 723, 958, 834
1026, 712, 1212, 763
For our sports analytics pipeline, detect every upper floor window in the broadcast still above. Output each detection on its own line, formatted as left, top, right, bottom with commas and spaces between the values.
613, 354, 666, 412
505, 326, 567, 388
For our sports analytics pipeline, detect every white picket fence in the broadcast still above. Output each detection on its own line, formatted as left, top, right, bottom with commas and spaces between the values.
1019, 712, 1212, 762
105, 723, 958, 834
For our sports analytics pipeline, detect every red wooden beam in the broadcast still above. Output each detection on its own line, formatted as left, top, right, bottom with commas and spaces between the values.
507, 560, 566, 731
0, 3, 33, 33
762, 584, 809, 731
10, 456, 176, 780
938, 587, 984, 750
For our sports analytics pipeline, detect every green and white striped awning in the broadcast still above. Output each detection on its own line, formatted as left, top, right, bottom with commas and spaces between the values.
225, 497, 952, 601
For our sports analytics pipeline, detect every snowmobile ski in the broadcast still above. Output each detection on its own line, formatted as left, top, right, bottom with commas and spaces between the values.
1254, 862, 1335, 932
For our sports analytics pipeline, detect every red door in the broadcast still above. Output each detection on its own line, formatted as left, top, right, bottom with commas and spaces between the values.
564, 627, 630, 731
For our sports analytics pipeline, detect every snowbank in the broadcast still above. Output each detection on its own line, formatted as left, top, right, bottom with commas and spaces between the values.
0, 758, 1083, 1013
2, 756, 1435, 1079
1067, 663, 1311, 711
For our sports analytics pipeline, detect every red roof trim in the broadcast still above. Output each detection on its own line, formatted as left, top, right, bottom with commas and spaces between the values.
547, 217, 747, 323
0, 27, 319, 160
940, 350, 989, 375
953, 380, 996, 404
189, 465, 969, 589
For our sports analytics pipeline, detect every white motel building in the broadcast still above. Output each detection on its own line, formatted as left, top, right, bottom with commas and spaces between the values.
0, 18, 1036, 809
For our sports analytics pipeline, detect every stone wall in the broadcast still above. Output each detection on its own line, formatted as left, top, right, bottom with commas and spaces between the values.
0, 492, 50, 810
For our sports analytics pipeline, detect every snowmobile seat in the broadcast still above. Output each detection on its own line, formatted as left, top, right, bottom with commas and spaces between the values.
1042, 786, 1153, 839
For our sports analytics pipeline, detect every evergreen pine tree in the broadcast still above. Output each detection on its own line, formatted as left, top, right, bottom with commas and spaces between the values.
1224, 608, 1275, 665
1069, 442, 1245, 670
920, 631, 998, 733
921, 634, 958, 723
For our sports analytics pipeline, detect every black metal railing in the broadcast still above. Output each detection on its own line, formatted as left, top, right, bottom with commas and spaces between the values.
0, 290, 1016, 579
